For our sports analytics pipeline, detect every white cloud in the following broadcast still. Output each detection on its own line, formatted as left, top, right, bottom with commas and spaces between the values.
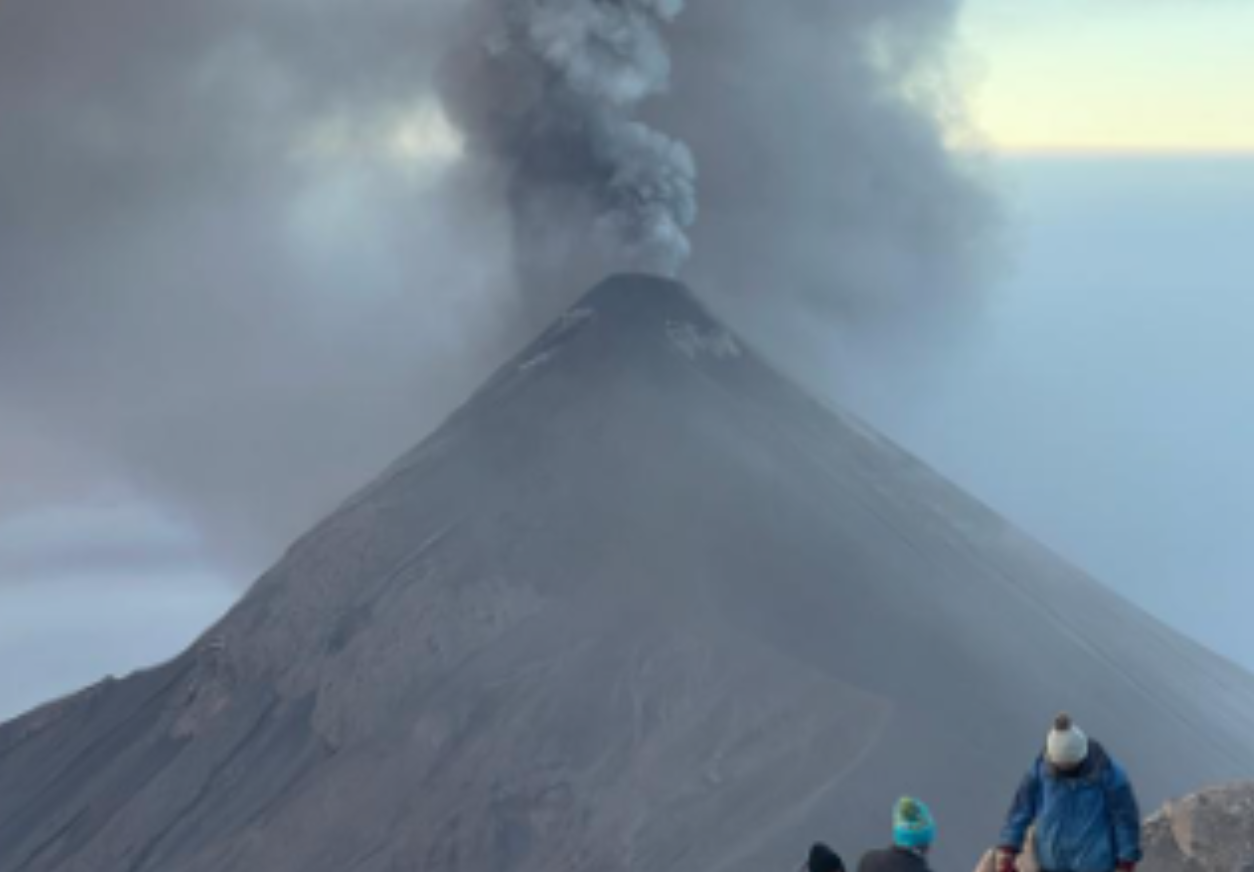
294, 101, 465, 174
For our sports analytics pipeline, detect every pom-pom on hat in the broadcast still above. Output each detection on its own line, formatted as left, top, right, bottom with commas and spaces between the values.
893, 797, 936, 849
1046, 712, 1089, 768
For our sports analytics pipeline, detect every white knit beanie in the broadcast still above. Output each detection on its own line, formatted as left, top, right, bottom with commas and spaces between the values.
1046, 713, 1089, 767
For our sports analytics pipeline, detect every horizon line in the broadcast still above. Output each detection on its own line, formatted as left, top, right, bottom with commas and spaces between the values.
983, 145, 1254, 159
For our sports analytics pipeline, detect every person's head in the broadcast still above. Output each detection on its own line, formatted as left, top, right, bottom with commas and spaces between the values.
807, 842, 845, 872
893, 797, 936, 853
1045, 712, 1089, 773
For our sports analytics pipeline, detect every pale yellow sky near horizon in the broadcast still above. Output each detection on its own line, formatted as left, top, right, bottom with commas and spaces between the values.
961, 1, 1254, 154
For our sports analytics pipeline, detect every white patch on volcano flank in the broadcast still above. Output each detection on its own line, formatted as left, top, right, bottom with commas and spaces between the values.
666, 321, 741, 361
518, 308, 598, 373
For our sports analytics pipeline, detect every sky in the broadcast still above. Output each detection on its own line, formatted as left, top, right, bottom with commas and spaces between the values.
963, 0, 1254, 154
2, 0, 1253, 722
840, 155, 1254, 670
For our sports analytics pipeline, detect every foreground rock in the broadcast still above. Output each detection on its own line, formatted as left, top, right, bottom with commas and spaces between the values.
1144, 784, 1254, 872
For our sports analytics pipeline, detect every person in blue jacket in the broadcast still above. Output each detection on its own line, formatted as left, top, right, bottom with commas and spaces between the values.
998, 713, 1143, 872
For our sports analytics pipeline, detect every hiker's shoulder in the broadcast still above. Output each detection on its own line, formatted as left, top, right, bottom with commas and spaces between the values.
1087, 741, 1128, 780
860, 847, 928, 872
1025, 752, 1047, 779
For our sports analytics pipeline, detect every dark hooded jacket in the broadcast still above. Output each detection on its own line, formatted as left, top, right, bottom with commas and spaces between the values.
858, 846, 932, 872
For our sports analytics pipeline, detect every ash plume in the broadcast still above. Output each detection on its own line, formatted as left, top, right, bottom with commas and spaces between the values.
439, 0, 698, 289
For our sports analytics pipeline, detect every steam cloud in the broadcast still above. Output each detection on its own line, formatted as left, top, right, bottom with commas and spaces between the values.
0, 0, 994, 577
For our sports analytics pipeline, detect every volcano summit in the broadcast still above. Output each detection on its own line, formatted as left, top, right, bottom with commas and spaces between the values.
3, 276, 1254, 872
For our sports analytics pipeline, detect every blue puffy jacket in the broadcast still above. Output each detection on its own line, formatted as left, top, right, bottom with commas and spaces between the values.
998, 741, 1142, 872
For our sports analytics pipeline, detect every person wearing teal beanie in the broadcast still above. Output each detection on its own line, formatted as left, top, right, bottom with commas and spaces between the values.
894, 797, 937, 850
857, 798, 937, 872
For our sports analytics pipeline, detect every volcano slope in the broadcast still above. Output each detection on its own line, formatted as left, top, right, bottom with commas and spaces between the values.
3, 276, 1254, 872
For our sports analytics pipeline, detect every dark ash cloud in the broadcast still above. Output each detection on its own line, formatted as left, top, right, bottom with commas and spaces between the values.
440, 0, 698, 287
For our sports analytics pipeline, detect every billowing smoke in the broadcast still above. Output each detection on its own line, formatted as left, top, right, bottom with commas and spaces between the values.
439, 0, 698, 294
0, 0, 994, 580
433, 0, 993, 340
659, 0, 997, 383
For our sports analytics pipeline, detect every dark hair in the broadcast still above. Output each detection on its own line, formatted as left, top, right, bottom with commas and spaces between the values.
808, 843, 846, 872
1054, 713, 1073, 731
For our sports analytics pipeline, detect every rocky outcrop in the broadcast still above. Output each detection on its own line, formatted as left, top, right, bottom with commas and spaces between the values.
1143, 784, 1254, 872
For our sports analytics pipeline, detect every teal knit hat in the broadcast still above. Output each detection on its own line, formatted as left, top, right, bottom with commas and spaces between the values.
893, 797, 936, 849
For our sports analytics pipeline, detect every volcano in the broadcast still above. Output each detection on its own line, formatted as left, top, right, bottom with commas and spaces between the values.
3, 276, 1254, 872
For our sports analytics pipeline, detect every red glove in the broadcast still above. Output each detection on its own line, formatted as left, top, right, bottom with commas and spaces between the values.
996, 849, 1019, 872
1117, 863, 1136, 872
